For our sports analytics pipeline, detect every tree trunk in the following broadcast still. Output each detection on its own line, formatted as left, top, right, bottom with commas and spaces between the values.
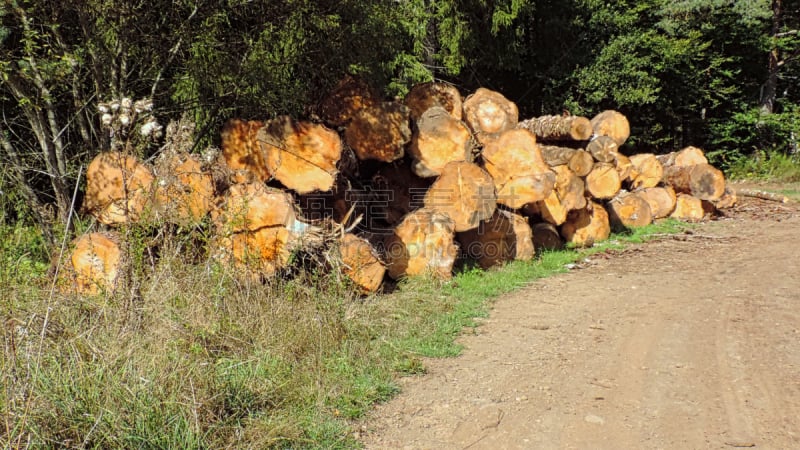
256, 116, 342, 194
532, 222, 564, 251
220, 119, 268, 181
525, 165, 585, 225
83, 152, 155, 225
584, 162, 621, 200
409, 106, 475, 178
761, 0, 783, 114
424, 161, 497, 232
613, 152, 634, 182
61, 232, 124, 296
404, 81, 463, 121
655, 146, 708, 167
590, 110, 630, 146
628, 153, 664, 189
344, 101, 411, 163
153, 151, 214, 225
636, 186, 677, 219
339, 233, 386, 293
606, 191, 653, 230
560, 202, 611, 248
383, 208, 458, 280
662, 163, 726, 201
670, 193, 705, 221
481, 129, 555, 209
539, 146, 594, 176
517, 115, 593, 141
462, 87, 519, 145
211, 182, 299, 279
586, 135, 619, 163
371, 162, 433, 227
317, 74, 379, 127
458, 209, 534, 269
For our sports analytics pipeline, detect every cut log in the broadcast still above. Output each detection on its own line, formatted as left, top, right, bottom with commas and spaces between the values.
524, 165, 586, 225
458, 209, 534, 269
636, 186, 677, 219
552, 165, 587, 212
255, 116, 342, 194
344, 101, 411, 163
424, 161, 496, 232
590, 110, 630, 146
539, 146, 594, 176
532, 222, 564, 251
404, 81, 463, 121
517, 115, 593, 141
713, 185, 738, 209
606, 191, 653, 229
371, 162, 432, 227
83, 151, 155, 225
628, 153, 664, 189
613, 152, 634, 182
560, 202, 611, 248
662, 163, 726, 201
584, 162, 621, 200
210, 183, 302, 278
213, 226, 293, 277
481, 129, 555, 209
154, 152, 214, 225
656, 146, 708, 167
408, 106, 474, 178
63, 232, 124, 296
586, 135, 619, 163
317, 74, 379, 127
670, 193, 705, 221
462, 88, 518, 145
212, 182, 296, 234
220, 119, 268, 181
339, 233, 386, 293
384, 208, 458, 280
525, 189, 567, 225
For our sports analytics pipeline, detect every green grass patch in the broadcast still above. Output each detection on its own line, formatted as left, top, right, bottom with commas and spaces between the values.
724, 150, 800, 183
1, 219, 689, 448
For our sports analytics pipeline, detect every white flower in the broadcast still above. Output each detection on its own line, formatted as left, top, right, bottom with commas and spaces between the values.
110, 101, 120, 112
140, 119, 159, 137
101, 113, 113, 126
121, 97, 133, 110
119, 114, 131, 126
98, 103, 110, 113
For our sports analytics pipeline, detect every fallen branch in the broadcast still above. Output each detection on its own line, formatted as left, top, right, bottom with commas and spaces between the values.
733, 188, 790, 203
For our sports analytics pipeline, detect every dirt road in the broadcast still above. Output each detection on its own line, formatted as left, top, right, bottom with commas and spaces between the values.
361, 197, 800, 449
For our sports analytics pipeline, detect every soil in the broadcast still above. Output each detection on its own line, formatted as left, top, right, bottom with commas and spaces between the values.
359, 192, 800, 449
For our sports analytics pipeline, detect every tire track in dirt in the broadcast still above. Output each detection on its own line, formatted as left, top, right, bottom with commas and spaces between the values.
360, 201, 800, 449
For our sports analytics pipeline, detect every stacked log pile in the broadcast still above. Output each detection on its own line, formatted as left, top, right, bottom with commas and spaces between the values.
63, 77, 737, 296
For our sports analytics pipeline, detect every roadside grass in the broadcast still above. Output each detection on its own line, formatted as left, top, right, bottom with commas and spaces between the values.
723, 150, 800, 183
2, 218, 688, 448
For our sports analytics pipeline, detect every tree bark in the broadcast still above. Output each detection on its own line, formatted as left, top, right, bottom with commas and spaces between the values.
517, 115, 593, 141
662, 163, 726, 201
539, 146, 594, 176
